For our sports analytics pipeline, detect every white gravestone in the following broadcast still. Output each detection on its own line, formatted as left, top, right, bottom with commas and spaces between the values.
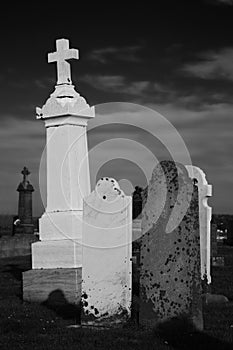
186, 165, 212, 284
82, 177, 132, 323
32, 38, 95, 269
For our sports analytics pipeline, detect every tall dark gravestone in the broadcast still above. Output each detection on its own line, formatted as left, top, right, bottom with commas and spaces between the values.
226, 220, 233, 246
133, 186, 143, 219
16, 167, 34, 234
211, 222, 218, 260
139, 161, 203, 330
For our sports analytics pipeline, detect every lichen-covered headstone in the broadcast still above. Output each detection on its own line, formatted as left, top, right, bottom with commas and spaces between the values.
139, 161, 203, 330
82, 177, 132, 325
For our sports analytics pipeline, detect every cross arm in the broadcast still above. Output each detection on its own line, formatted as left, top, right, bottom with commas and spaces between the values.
48, 49, 79, 63
48, 52, 58, 63
64, 48, 79, 60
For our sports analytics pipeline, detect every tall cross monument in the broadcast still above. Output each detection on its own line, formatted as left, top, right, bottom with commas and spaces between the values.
16, 166, 34, 234
23, 38, 94, 308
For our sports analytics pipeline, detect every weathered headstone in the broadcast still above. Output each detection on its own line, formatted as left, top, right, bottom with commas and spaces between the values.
16, 167, 34, 234
23, 38, 94, 308
82, 177, 132, 325
186, 166, 212, 285
139, 161, 203, 330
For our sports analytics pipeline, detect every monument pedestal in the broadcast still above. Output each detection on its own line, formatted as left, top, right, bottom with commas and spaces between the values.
23, 268, 82, 318
38, 210, 83, 241
32, 239, 82, 269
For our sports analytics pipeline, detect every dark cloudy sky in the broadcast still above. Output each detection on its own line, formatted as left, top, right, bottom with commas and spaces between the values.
0, 0, 233, 215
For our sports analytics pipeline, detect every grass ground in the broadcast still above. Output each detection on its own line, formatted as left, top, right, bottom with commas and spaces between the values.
0, 246, 233, 349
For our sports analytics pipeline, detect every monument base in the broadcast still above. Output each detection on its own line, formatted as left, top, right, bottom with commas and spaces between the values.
15, 223, 35, 235
32, 239, 82, 269
21, 223, 35, 235
23, 268, 82, 319
39, 210, 83, 241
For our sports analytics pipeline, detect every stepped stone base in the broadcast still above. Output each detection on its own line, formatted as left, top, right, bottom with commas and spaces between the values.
23, 268, 82, 310
32, 239, 82, 269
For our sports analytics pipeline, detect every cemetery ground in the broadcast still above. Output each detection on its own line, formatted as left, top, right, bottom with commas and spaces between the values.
0, 246, 232, 350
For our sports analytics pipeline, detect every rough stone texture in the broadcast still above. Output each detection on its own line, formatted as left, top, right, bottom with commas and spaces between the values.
82, 177, 132, 324
139, 161, 203, 330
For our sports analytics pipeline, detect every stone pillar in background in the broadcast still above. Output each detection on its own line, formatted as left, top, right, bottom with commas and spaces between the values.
16, 167, 34, 234
186, 165, 212, 285
23, 38, 94, 309
82, 178, 132, 325
139, 161, 203, 330
132, 186, 143, 219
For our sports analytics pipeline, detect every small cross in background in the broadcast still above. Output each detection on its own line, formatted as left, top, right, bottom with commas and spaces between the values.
21, 166, 30, 183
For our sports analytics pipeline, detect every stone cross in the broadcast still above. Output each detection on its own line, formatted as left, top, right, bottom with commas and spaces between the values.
21, 166, 30, 183
48, 38, 79, 85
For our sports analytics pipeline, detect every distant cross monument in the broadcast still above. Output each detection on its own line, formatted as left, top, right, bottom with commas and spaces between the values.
48, 38, 79, 85
16, 166, 34, 234
22, 166, 30, 185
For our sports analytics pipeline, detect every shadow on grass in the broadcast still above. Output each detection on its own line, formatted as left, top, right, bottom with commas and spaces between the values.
42, 289, 81, 323
155, 317, 232, 350
1, 257, 32, 299
1, 255, 31, 278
